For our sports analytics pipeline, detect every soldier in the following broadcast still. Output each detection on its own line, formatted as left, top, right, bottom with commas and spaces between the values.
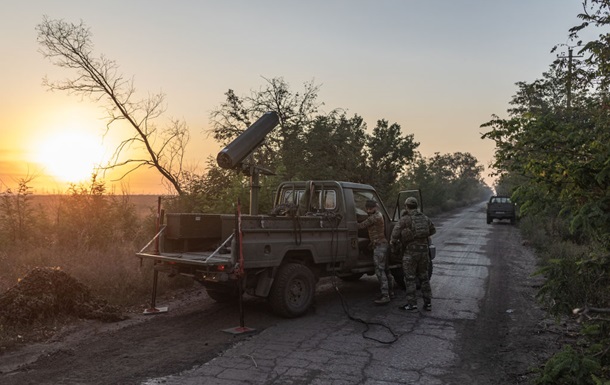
390, 196, 436, 311
358, 200, 395, 305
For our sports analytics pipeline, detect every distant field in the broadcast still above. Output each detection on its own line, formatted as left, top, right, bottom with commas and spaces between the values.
30, 194, 160, 217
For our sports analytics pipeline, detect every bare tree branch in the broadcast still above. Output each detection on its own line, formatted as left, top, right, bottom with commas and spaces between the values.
37, 16, 188, 195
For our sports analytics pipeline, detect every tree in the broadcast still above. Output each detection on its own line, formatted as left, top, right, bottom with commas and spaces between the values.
209, 77, 323, 180
0, 176, 42, 245
365, 120, 419, 200
298, 113, 368, 182
400, 152, 487, 212
36, 17, 189, 195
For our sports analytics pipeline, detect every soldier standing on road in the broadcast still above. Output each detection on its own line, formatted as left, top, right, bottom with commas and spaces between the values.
358, 200, 395, 305
390, 197, 436, 311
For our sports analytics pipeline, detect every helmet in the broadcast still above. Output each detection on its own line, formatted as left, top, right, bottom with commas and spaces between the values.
365, 199, 377, 209
405, 196, 418, 208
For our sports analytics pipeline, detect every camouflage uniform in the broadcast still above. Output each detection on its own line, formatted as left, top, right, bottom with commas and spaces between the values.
390, 208, 436, 308
358, 209, 395, 299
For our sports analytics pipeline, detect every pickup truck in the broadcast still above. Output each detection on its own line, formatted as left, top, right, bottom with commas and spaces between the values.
486, 195, 516, 225
136, 181, 434, 317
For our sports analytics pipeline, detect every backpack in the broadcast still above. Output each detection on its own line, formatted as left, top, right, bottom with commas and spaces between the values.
410, 211, 430, 239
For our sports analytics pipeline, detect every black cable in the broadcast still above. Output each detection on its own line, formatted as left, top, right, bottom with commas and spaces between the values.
327, 211, 399, 344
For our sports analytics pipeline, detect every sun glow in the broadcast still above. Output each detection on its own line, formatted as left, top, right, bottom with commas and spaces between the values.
36, 131, 108, 183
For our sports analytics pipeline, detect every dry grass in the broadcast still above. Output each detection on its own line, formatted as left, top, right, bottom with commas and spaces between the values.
1, 194, 191, 299
0, 193, 196, 350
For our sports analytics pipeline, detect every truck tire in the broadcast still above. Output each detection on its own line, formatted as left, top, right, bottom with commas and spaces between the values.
268, 263, 316, 318
486, 215, 492, 224
510, 217, 516, 225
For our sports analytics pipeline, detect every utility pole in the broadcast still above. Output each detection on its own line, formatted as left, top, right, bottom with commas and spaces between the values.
559, 46, 583, 109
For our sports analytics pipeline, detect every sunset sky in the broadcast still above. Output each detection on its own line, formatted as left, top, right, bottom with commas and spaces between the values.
0, 1, 592, 195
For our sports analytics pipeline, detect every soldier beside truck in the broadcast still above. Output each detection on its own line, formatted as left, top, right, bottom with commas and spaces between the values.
136, 112, 436, 317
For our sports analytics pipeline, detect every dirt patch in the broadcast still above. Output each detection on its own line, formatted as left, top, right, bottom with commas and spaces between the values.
0, 267, 126, 351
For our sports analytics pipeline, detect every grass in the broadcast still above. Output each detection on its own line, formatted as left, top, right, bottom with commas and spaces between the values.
0, 194, 191, 305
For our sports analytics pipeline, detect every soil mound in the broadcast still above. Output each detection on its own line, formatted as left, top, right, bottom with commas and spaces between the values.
0, 267, 126, 325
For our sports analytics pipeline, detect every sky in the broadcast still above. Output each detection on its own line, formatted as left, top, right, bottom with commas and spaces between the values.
0, 1, 594, 194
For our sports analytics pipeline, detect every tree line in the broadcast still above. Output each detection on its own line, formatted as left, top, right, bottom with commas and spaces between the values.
35, 18, 490, 215
481, 1, 610, 383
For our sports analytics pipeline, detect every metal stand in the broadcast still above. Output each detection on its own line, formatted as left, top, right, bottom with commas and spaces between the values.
144, 197, 168, 315
222, 198, 255, 334
144, 268, 168, 315
222, 278, 255, 334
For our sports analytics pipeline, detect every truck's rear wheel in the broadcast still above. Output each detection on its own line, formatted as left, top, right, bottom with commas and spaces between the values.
268, 263, 315, 318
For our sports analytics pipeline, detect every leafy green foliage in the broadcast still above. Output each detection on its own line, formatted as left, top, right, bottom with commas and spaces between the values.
481, 2, 610, 382
209, 77, 322, 180
207, 79, 435, 206
398, 152, 490, 214
536, 345, 602, 385
365, 119, 419, 200
297, 113, 368, 182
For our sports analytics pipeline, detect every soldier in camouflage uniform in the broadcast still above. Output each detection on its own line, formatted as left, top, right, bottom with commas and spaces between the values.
390, 196, 436, 311
358, 200, 395, 305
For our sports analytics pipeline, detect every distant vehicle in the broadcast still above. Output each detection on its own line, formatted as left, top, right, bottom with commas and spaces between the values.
486, 195, 516, 225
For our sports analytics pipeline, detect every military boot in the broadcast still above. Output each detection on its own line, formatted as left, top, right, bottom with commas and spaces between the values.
373, 295, 391, 305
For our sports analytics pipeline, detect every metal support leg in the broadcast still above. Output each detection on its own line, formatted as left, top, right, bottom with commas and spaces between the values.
222, 278, 255, 334
144, 267, 168, 315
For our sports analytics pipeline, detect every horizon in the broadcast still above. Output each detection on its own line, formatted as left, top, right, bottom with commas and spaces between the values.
0, 1, 595, 194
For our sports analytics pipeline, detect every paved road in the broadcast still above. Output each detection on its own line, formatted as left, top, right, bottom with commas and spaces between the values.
141, 203, 516, 385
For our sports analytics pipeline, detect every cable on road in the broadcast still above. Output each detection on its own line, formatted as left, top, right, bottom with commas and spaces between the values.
327, 212, 400, 345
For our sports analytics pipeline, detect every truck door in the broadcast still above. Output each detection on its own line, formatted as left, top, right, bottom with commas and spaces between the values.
348, 188, 391, 262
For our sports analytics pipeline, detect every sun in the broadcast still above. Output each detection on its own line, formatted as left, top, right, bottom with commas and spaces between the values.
37, 131, 107, 183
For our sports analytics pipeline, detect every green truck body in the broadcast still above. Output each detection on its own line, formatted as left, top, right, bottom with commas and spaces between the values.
137, 181, 434, 317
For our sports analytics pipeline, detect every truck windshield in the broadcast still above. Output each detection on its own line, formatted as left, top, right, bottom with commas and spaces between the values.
279, 188, 337, 211
490, 197, 512, 204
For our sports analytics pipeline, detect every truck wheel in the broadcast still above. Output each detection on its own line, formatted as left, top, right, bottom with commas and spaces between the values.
269, 263, 316, 318
510, 217, 516, 225
486, 215, 492, 224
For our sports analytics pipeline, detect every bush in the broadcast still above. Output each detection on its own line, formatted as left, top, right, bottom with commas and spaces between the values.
535, 345, 602, 385
0, 178, 191, 308
523, 213, 610, 384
